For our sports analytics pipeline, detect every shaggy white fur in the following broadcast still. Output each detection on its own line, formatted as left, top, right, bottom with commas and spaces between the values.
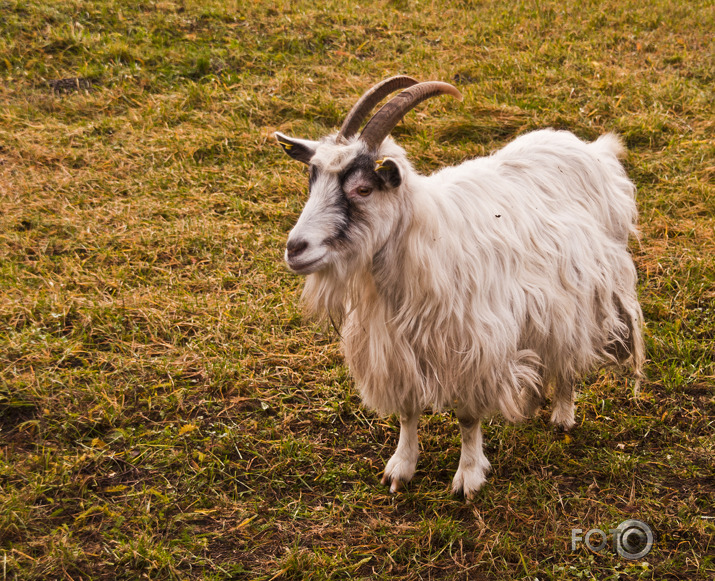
278, 127, 644, 498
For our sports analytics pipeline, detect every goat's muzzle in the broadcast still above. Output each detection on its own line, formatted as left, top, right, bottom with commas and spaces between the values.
286, 238, 308, 260
285, 238, 325, 274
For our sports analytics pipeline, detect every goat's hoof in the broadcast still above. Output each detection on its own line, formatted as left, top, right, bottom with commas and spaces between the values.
451, 482, 477, 501
390, 479, 404, 494
452, 483, 481, 501
381, 453, 417, 493
551, 418, 576, 432
452, 466, 488, 500
381, 474, 404, 493
550, 403, 576, 432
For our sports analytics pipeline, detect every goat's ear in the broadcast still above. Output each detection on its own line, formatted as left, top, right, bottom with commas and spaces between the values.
374, 157, 402, 189
275, 132, 317, 165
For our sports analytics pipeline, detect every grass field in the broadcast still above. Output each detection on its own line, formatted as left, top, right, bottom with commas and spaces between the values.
1, 0, 713, 579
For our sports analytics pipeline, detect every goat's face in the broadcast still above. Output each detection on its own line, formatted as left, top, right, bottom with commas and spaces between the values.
277, 134, 405, 275
274, 78, 461, 275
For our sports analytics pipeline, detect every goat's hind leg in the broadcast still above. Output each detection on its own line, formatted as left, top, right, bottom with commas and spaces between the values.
550, 374, 576, 431
520, 386, 545, 418
452, 412, 491, 499
607, 294, 645, 393
381, 412, 420, 493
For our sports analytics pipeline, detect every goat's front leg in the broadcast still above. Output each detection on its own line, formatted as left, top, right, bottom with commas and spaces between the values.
452, 413, 491, 499
381, 412, 420, 493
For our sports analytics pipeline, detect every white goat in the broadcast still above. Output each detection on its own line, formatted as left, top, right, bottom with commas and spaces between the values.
276, 76, 644, 498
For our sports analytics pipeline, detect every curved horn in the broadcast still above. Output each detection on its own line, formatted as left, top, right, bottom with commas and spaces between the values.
338, 75, 420, 141
359, 81, 463, 151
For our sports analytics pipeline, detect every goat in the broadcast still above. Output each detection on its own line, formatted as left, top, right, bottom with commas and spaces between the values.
275, 76, 644, 498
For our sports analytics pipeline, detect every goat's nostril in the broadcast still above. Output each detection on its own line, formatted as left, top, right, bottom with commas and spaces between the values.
286, 238, 309, 260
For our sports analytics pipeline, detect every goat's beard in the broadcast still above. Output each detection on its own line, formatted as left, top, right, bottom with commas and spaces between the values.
300, 255, 368, 328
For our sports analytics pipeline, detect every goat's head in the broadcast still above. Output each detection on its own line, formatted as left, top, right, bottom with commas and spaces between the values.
276, 77, 462, 275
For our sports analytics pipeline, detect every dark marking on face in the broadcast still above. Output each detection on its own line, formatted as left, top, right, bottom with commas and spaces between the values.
327, 177, 371, 249
315, 155, 377, 249
338, 154, 382, 192
313, 154, 402, 250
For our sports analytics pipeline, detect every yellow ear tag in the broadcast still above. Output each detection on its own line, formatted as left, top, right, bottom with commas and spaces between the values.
279, 141, 293, 150
374, 158, 386, 171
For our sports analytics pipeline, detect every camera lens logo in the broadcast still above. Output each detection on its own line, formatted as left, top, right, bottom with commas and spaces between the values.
615, 519, 654, 560
571, 519, 654, 559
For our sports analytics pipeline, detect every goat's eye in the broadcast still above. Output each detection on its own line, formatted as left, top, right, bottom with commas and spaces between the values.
357, 186, 373, 197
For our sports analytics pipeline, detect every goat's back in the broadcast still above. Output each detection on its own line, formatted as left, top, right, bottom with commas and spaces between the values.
490, 129, 636, 242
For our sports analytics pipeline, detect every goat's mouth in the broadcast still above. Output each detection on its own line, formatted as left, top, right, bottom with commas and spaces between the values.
285, 254, 326, 275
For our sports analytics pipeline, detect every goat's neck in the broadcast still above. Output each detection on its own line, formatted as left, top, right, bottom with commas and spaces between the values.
369, 179, 434, 312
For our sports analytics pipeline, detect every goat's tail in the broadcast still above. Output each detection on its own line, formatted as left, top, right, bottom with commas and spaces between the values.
593, 133, 627, 160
